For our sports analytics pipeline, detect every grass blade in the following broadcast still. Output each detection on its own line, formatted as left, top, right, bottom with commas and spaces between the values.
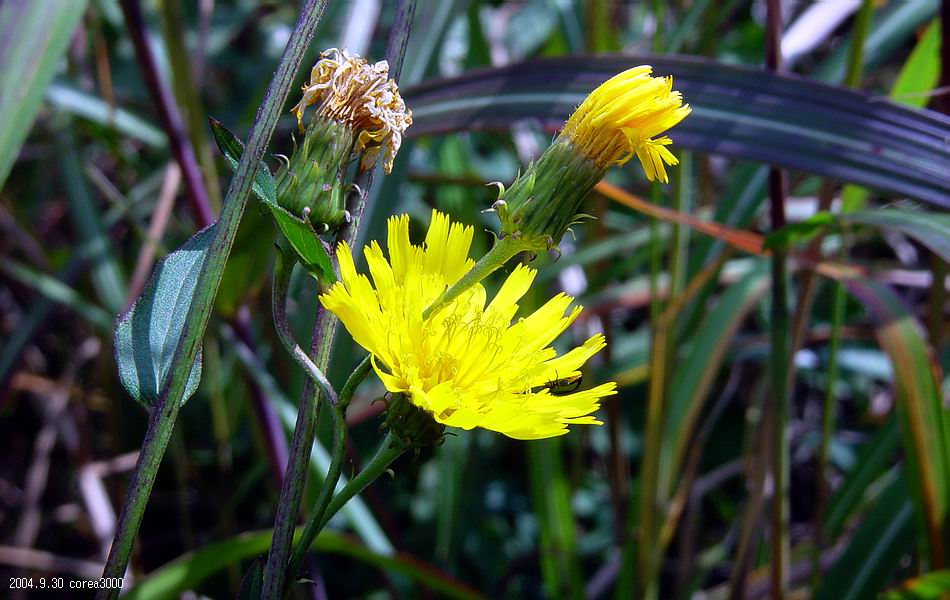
0, 0, 87, 188
123, 529, 484, 600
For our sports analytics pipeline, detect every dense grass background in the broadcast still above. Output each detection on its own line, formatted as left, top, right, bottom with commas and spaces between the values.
0, 1, 948, 598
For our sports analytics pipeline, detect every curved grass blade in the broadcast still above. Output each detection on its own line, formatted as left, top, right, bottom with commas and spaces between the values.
46, 83, 167, 149
844, 277, 949, 568
0, 0, 87, 188
662, 261, 770, 490
823, 417, 900, 540
814, 473, 915, 600
404, 55, 950, 207
843, 208, 950, 262
123, 529, 484, 600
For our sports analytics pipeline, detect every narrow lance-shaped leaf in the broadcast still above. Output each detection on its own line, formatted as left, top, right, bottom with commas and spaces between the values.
209, 117, 335, 284
815, 473, 916, 600
843, 208, 950, 263
844, 276, 950, 568
114, 226, 214, 407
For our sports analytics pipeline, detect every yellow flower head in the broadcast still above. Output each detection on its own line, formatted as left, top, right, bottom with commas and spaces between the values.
320, 210, 617, 440
291, 48, 412, 173
560, 66, 691, 183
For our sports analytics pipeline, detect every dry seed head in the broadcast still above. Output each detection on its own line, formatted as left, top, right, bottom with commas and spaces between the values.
291, 48, 412, 173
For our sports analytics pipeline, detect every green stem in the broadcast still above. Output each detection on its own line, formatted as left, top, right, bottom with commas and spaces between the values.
308, 431, 406, 542
272, 242, 339, 404
768, 182, 790, 600
261, 3, 417, 594
764, 1, 789, 597
286, 356, 373, 578
98, 3, 329, 597
423, 236, 528, 319
260, 306, 335, 597
812, 260, 846, 588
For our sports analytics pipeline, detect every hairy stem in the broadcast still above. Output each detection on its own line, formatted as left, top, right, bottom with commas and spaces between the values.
261, 2, 417, 596
98, 2, 330, 596
272, 242, 339, 404
286, 356, 373, 578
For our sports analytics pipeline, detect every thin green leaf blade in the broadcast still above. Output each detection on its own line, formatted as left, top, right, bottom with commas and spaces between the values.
844, 208, 950, 263
844, 277, 949, 566
663, 261, 770, 482
815, 474, 915, 600
762, 212, 836, 252
0, 0, 87, 188
114, 226, 213, 407
209, 117, 277, 205
123, 529, 484, 600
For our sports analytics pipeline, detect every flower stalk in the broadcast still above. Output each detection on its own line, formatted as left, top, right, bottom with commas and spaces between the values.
272, 241, 339, 404
261, 6, 416, 595
98, 1, 331, 597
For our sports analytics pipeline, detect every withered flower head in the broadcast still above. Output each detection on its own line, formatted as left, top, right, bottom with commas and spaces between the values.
291, 47, 412, 174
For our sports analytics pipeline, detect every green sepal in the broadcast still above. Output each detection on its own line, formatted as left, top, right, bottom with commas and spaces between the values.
275, 116, 355, 231
494, 137, 605, 251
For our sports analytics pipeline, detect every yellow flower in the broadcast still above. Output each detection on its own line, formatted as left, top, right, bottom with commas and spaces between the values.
320, 210, 617, 440
292, 48, 412, 173
560, 66, 691, 183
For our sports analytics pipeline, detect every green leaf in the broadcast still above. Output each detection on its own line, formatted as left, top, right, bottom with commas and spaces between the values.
662, 261, 770, 494
208, 117, 277, 205
209, 117, 334, 283
844, 208, 950, 263
823, 417, 900, 540
46, 83, 166, 148
763, 212, 836, 251
0, 0, 87, 188
526, 438, 582, 599
889, 19, 941, 108
882, 570, 950, 600
844, 277, 950, 566
815, 473, 915, 600
840, 17, 940, 212
123, 529, 484, 600
237, 557, 264, 600
114, 226, 214, 407
405, 55, 950, 207
270, 205, 335, 283
0, 260, 113, 333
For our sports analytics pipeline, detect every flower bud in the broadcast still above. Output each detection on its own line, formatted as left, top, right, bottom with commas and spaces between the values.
276, 48, 412, 229
493, 66, 690, 250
